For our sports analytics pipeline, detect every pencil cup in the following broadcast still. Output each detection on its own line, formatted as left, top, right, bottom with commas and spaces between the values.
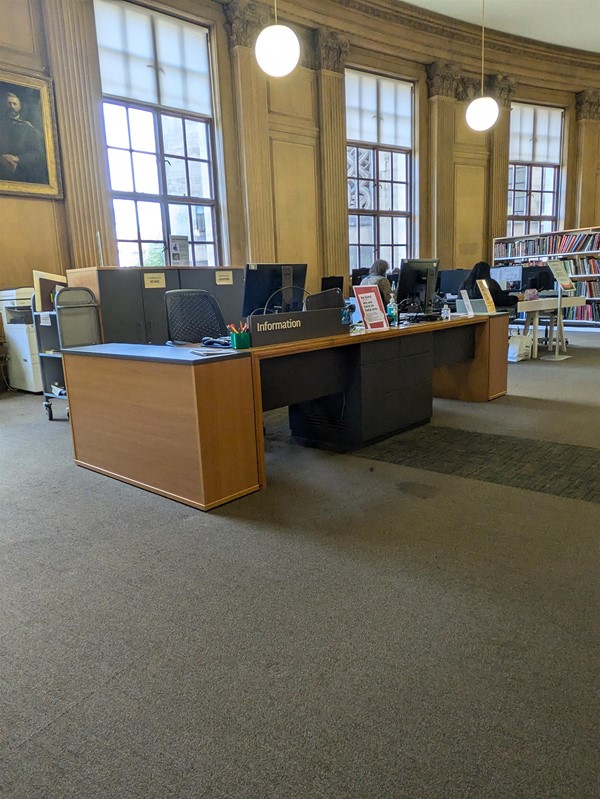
230, 331, 251, 349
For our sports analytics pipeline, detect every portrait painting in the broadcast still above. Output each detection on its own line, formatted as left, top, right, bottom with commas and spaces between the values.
0, 70, 62, 198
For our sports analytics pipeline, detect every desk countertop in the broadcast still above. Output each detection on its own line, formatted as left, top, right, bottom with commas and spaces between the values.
62, 343, 249, 364
517, 295, 586, 312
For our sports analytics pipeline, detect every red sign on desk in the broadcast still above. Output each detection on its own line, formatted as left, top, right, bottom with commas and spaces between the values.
353, 285, 389, 330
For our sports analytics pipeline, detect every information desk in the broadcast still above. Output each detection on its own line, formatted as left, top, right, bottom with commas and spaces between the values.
63, 315, 508, 511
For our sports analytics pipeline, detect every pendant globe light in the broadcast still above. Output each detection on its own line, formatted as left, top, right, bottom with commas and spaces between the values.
255, 0, 300, 78
466, 0, 499, 131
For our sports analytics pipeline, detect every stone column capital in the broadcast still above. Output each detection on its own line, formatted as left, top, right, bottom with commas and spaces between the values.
576, 90, 600, 121
426, 61, 461, 99
486, 74, 517, 107
312, 27, 350, 73
223, 0, 269, 49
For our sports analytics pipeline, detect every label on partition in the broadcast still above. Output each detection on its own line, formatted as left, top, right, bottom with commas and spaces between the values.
143, 273, 166, 289
476, 279, 497, 313
459, 290, 475, 317
547, 259, 574, 292
353, 285, 389, 330
215, 270, 233, 286
40, 312, 51, 326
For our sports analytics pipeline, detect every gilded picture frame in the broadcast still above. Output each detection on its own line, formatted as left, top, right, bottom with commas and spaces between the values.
0, 70, 62, 198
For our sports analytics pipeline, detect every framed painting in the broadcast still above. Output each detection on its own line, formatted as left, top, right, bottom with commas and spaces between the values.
0, 70, 62, 198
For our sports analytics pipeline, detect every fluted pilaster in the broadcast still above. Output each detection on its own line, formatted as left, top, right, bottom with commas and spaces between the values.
42, 0, 116, 267
574, 91, 600, 225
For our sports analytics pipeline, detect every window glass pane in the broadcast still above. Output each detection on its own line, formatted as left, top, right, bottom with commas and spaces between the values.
530, 191, 541, 215
540, 220, 553, 233
378, 151, 392, 181
357, 180, 375, 210
378, 182, 391, 212
168, 204, 191, 237
514, 191, 527, 215
189, 162, 212, 198
529, 220, 540, 235
132, 152, 159, 193
359, 246, 373, 268
137, 201, 162, 239
194, 243, 215, 266
543, 167, 556, 191
379, 216, 392, 245
393, 217, 407, 244
393, 152, 407, 182
346, 147, 357, 178
117, 241, 140, 267
348, 215, 358, 245
348, 179, 358, 209
531, 166, 542, 191
379, 77, 412, 147
156, 18, 212, 114
108, 148, 133, 192
165, 157, 188, 195
191, 206, 214, 242
394, 245, 406, 266
349, 247, 359, 271
357, 148, 374, 179
103, 103, 130, 148
379, 246, 392, 265
359, 216, 375, 244
513, 221, 526, 237
162, 115, 185, 156
392, 183, 407, 212
345, 70, 377, 143
129, 108, 156, 152
507, 192, 514, 215
113, 199, 138, 239
541, 192, 554, 216
186, 120, 209, 160
141, 242, 166, 266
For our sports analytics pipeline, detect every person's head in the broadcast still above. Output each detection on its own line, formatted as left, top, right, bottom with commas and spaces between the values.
5, 92, 21, 118
470, 261, 492, 281
369, 259, 390, 277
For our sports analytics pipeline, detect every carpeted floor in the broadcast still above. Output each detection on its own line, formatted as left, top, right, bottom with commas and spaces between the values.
1, 331, 599, 799
356, 425, 600, 503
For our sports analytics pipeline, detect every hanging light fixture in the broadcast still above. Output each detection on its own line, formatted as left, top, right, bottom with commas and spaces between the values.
255, 0, 300, 78
466, 0, 499, 131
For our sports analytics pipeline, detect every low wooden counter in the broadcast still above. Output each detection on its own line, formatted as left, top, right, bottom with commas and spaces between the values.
62, 344, 261, 511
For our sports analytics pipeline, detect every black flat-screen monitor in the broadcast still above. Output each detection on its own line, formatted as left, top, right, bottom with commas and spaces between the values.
242, 263, 308, 317
437, 268, 470, 296
521, 265, 555, 291
396, 258, 440, 311
304, 287, 345, 311
321, 276, 344, 292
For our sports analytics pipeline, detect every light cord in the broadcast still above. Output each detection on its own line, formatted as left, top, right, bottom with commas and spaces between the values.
480, 0, 485, 97
274, 0, 278, 25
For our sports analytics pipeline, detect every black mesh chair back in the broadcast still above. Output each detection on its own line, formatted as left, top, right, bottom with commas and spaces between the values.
165, 289, 228, 343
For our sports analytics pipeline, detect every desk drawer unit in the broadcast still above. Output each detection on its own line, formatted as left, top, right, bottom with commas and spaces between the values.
289, 334, 434, 450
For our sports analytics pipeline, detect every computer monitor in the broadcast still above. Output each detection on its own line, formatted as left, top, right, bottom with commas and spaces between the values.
437, 268, 470, 296
321, 276, 344, 292
396, 258, 440, 312
242, 263, 308, 317
521, 265, 555, 291
304, 287, 345, 311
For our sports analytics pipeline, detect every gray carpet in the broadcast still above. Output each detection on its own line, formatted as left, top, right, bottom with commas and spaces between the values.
356, 425, 600, 503
1, 384, 600, 799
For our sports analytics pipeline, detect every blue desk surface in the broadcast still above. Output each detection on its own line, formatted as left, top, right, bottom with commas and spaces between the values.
63, 343, 248, 365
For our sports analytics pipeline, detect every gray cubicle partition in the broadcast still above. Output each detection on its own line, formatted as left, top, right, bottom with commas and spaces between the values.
178, 268, 245, 327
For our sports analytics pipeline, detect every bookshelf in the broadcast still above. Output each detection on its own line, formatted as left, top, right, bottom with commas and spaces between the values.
493, 227, 600, 326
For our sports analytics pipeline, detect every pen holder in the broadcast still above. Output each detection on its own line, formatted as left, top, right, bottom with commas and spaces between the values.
230, 331, 251, 349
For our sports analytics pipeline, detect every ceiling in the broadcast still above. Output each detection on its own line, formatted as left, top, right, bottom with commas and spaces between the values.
403, 0, 600, 54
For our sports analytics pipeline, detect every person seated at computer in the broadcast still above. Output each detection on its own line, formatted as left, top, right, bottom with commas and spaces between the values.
360, 258, 392, 305
459, 261, 523, 307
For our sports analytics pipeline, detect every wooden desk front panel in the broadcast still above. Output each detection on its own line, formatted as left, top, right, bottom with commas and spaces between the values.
64, 354, 260, 510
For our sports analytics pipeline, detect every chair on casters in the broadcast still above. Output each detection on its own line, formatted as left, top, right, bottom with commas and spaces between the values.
164, 289, 228, 344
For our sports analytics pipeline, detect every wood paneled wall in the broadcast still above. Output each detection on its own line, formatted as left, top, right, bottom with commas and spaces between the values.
1, 0, 600, 293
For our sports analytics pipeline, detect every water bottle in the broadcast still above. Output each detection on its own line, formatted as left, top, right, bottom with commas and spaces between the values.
441, 303, 451, 321
387, 294, 398, 326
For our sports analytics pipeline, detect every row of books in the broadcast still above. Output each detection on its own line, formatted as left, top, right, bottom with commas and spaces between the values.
494, 230, 600, 259
564, 302, 600, 322
572, 280, 600, 299
564, 257, 600, 277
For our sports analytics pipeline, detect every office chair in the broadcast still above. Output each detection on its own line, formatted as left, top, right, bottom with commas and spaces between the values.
165, 289, 228, 344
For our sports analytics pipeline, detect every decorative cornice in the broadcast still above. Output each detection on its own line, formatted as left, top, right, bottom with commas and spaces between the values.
426, 61, 461, 99
313, 27, 350, 73
576, 90, 600, 121
223, 0, 269, 49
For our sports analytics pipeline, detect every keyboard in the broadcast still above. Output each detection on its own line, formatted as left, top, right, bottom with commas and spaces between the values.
398, 312, 442, 323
